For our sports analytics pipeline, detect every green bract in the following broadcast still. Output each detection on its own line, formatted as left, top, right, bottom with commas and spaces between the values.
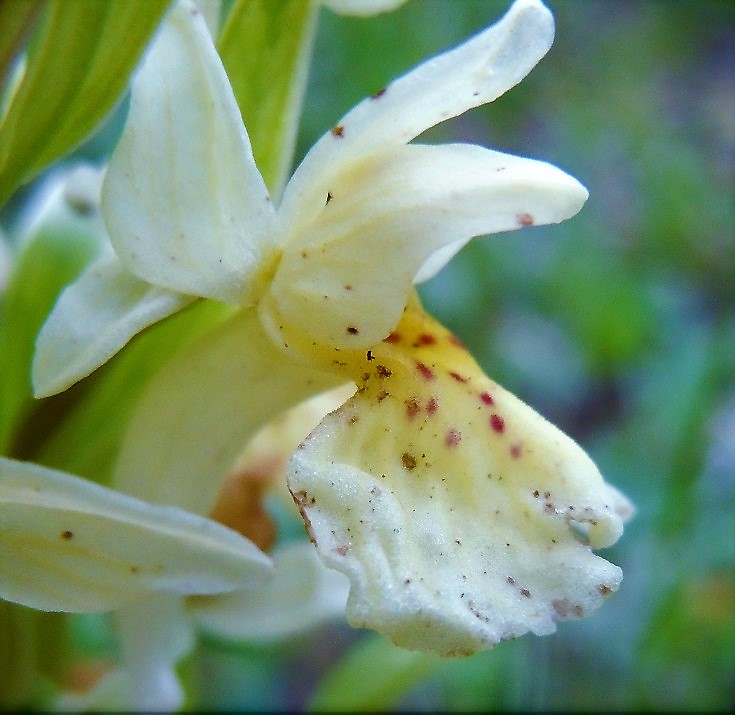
0, 0, 171, 207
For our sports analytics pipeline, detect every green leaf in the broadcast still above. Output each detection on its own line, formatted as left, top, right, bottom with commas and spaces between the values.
218, 0, 318, 197
307, 633, 440, 712
0, 0, 42, 91
0, 0, 171, 207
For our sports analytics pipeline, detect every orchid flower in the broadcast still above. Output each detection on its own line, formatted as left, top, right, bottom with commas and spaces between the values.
33, 0, 632, 656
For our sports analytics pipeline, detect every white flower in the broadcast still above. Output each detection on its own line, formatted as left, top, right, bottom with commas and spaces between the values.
32, 0, 632, 656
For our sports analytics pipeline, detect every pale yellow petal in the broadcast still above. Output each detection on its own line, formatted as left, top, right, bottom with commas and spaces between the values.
0, 458, 272, 612
103, 0, 277, 305
269, 143, 586, 350
33, 254, 194, 397
281, 0, 554, 228
112, 307, 344, 515
321, 0, 408, 15
191, 540, 349, 641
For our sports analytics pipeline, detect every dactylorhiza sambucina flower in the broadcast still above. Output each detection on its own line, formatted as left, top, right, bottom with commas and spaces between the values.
33, 0, 633, 656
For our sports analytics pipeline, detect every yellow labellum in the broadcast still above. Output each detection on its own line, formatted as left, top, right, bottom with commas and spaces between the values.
287, 295, 631, 655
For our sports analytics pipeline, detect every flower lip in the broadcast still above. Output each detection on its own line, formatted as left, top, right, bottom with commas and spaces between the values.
285, 297, 631, 655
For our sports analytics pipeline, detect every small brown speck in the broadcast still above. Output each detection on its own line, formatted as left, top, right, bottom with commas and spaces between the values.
61, 530, 73, 540
331, 125, 344, 137
401, 452, 417, 471
371, 87, 387, 99
405, 398, 421, 419
347, 326, 359, 335
520, 588, 531, 598
376, 364, 392, 378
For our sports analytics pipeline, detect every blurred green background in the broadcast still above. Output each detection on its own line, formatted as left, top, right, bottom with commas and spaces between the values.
2, 0, 733, 711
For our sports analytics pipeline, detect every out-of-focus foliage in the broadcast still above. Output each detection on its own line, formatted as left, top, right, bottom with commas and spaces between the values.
0, 0, 732, 711
0, 0, 170, 206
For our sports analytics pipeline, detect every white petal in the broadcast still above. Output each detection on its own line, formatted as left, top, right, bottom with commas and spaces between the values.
114, 594, 194, 711
192, 540, 349, 641
286, 301, 630, 655
103, 0, 277, 305
321, 0, 408, 15
281, 0, 554, 223
269, 143, 587, 350
0, 457, 272, 612
112, 307, 343, 515
32, 254, 195, 397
